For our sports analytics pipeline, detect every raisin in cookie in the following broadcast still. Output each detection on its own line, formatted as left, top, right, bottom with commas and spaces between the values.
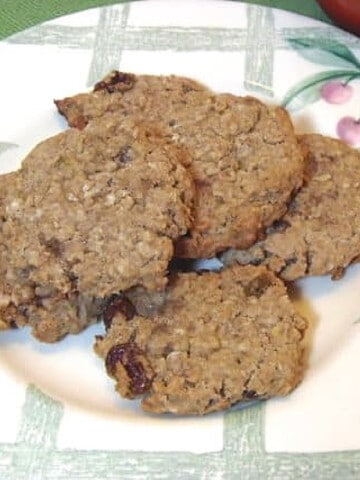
222, 134, 360, 280
94, 265, 307, 415
0, 117, 194, 341
55, 71, 304, 258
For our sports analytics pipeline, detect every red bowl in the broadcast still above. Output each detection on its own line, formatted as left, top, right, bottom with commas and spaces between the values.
317, 0, 360, 36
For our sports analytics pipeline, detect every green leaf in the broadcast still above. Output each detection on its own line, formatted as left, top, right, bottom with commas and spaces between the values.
288, 37, 360, 70
283, 70, 360, 112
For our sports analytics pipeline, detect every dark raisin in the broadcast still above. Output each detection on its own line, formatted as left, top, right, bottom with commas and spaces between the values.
206, 398, 217, 408
34, 296, 43, 307
63, 271, 78, 293
243, 389, 259, 399
9, 320, 18, 329
219, 381, 226, 397
249, 258, 262, 266
243, 273, 273, 298
18, 304, 29, 318
331, 265, 345, 280
45, 237, 63, 257
114, 146, 133, 165
268, 219, 290, 234
93, 71, 135, 94
305, 250, 312, 276
105, 342, 153, 395
278, 257, 298, 276
101, 294, 136, 330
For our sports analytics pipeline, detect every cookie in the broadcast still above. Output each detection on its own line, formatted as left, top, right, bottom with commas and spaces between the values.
55, 71, 305, 258
221, 134, 360, 280
0, 117, 194, 341
0, 171, 20, 331
94, 265, 307, 415
55, 72, 209, 130
0, 168, 103, 340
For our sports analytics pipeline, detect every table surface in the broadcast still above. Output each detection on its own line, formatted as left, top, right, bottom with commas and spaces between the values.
0, 0, 331, 40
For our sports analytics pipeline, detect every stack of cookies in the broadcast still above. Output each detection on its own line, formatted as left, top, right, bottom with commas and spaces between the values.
1, 71, 359, 415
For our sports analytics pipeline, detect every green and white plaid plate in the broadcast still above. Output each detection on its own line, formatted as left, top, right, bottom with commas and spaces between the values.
0, 1, 360, 478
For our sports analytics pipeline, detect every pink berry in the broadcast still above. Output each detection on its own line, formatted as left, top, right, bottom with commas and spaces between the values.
321, 80, 353, 104
336, 116, 360, 146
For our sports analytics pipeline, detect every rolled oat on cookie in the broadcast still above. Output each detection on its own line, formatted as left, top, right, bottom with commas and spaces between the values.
56, 71, 305, 258
95, 265, 307, 415
0, 116, 194, 341
222, 134, 360, 280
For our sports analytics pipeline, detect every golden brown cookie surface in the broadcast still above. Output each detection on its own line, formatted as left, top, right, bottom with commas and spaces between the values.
56, 71, 305, 258
95, 265, 307, 415
222, 134, 360, 280
0, 116, 194, 341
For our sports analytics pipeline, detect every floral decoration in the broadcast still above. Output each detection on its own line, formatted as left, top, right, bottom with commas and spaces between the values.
283, 37, 360, 146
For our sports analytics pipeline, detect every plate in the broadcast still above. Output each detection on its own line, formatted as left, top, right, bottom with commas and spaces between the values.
0, 1, 360, 478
